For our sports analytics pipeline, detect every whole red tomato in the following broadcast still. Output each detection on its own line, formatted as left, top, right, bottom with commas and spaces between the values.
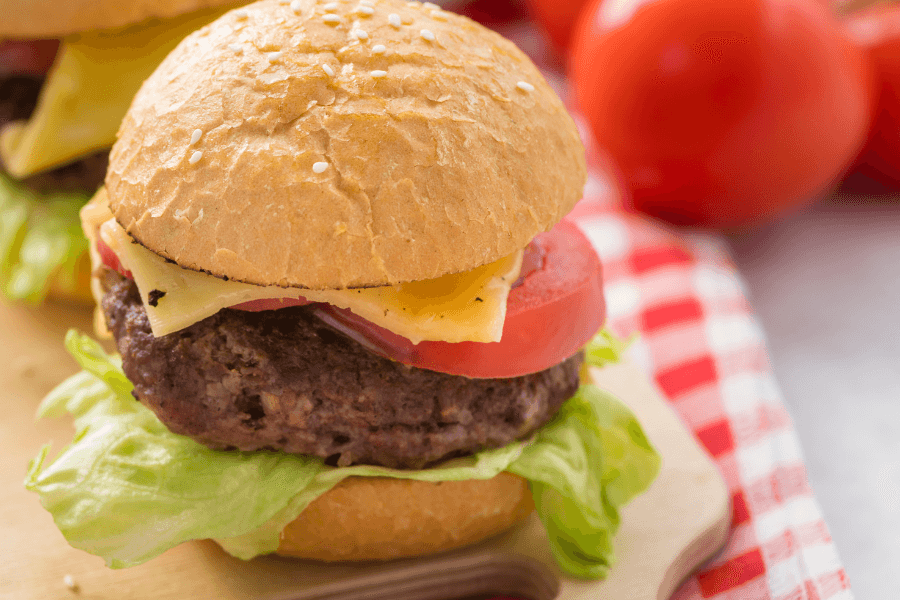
570, 0, 873, 227
845, 4, 900, 186
525, 0, 592, 52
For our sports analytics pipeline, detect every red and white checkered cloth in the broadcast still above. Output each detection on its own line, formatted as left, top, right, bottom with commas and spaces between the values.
570, 198, 852, 600
448, 1, 854, 598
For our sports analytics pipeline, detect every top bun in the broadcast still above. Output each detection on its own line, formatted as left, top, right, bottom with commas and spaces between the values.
106, 0, 586, 289
0, 0, 244, 38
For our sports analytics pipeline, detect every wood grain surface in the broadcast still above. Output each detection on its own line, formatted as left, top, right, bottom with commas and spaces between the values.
0, 300, 730, 600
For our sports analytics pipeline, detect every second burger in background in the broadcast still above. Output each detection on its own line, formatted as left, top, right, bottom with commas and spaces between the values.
0, 0, 247, 302
27, 0, 660, 579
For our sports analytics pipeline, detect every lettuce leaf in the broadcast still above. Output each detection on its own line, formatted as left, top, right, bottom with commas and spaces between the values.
0, 172, 90, 302
584, 328, 635, 369
26, 330, 659, 578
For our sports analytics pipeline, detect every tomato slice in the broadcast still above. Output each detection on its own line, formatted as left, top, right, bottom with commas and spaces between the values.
312, 220, 605, 378
97, 238, 133, 280
0, 40, 59, 76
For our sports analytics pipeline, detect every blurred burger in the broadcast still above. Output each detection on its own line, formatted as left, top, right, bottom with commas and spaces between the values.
0, 0, 247, 302
26, 0, 660, 578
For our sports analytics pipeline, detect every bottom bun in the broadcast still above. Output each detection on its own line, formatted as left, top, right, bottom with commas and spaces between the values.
275, 473, 534, 561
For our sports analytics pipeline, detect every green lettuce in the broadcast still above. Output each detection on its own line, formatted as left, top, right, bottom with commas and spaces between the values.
26, 330, 659, 578
0, 172, 90, 302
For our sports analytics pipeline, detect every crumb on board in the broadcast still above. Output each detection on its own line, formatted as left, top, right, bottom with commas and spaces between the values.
63, 574, 79, 592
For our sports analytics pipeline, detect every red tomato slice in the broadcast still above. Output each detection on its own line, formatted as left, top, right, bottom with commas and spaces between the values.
0, 40, 59, 76
97, 238, 133, 280
845, 4, 900, 186
311, 220, 605, 379
570, 0, 873, 227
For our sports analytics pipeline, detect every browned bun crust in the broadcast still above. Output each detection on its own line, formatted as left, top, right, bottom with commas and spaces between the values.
275, 473, 533, 561
106, 0, 586, 290
0, 0, 245, 38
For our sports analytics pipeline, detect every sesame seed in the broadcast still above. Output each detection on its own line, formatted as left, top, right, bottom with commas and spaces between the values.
63, 575, 77, 590
189, 151, 203, 165
360, 0, 373, 5
291, 0, 302, 13
371, 70, 387, 77
322, 63, 335, 76
313, 161, 329, 173
190, 129, 202, 144
372, 44, 386, 54
420, 29, 435, 41
267, 51, 283, 62
357, 5, 375, 15
322, 13, 341, 24
353, 29, 369, 39
323, 2, 338, 10
234, 8, 249, 18
430, 9, 446, 20
423, 2, 440, 9
228, 43, 243, 52
516, 81, 535, 92
388, 13, 401, 27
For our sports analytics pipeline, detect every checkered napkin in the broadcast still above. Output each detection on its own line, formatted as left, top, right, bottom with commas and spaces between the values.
569, 198, 852, 600
448, 2, 854, 598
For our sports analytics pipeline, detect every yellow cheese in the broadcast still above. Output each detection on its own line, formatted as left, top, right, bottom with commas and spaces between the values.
80, 189, 117, 338
0, 7, 232, 178
99, 217, 522, 343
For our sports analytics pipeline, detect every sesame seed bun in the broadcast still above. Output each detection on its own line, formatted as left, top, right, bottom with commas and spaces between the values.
105, 0, 586, 290
0, 0, 245, 38
274, 473, 534, 561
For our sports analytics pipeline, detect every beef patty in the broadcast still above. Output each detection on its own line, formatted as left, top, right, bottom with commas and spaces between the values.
100, 270, 583, 469
0, 76, 108, 192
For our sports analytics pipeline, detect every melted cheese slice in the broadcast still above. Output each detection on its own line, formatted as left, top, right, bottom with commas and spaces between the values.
98, 218, 522, 344
0, 7, 231, 178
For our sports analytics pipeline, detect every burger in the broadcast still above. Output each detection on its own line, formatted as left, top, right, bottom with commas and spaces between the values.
26, 0, 660, 579
0, 0, 248, 302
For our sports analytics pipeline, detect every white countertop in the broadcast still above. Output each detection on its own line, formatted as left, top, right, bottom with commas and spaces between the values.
727, 192, 900, 600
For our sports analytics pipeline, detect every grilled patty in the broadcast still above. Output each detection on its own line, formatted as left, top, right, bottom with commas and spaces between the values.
100, 270, 583, 469
0, 76, 108, 192
0, 77, 42, 125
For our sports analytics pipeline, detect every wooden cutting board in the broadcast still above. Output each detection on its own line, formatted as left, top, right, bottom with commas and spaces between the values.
0, 300, 730, 600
